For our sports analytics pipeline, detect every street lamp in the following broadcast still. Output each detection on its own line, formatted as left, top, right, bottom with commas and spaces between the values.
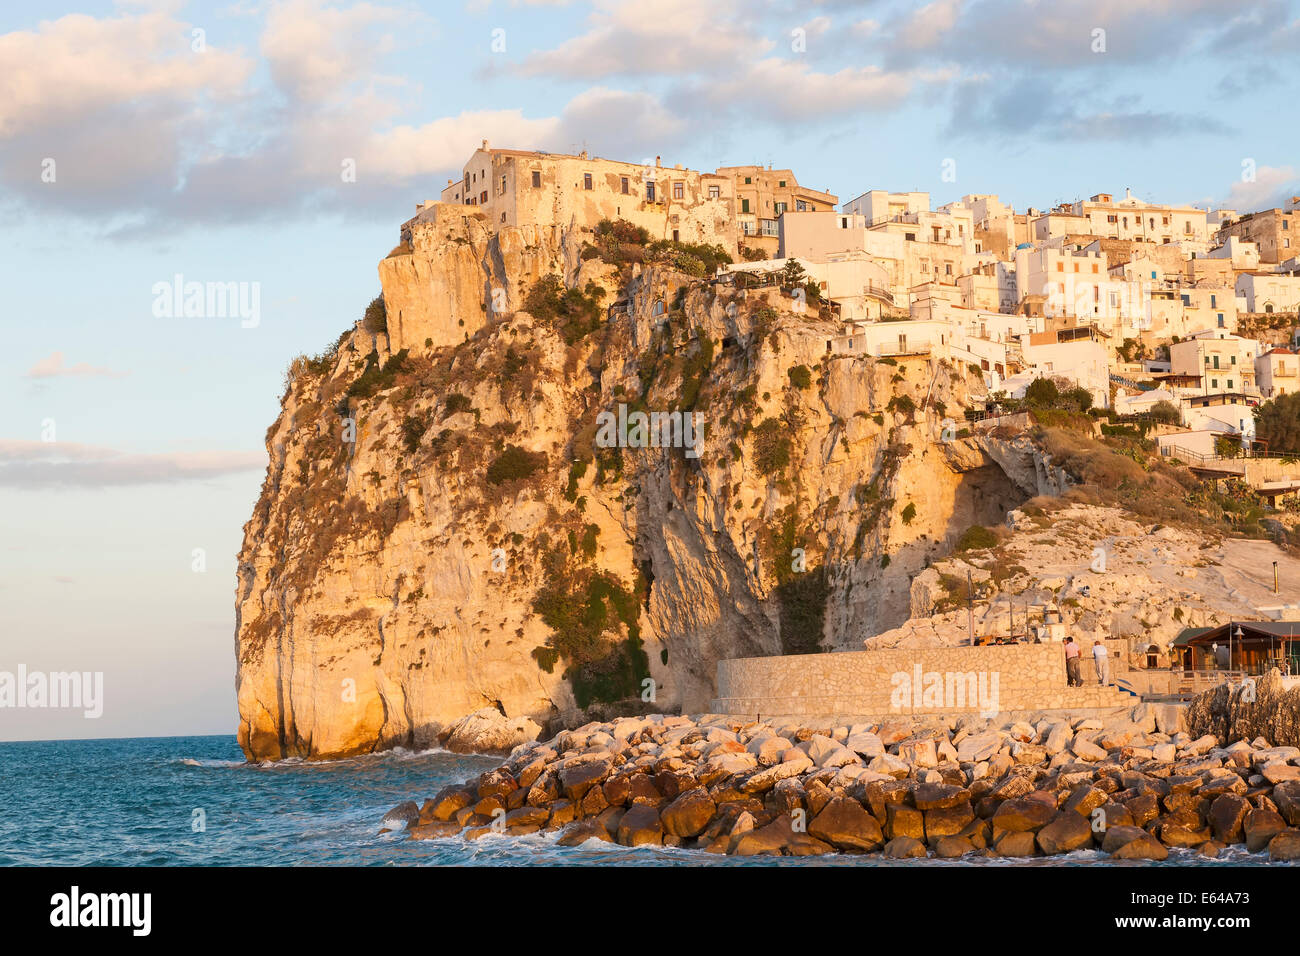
1233, 624, 1244, 675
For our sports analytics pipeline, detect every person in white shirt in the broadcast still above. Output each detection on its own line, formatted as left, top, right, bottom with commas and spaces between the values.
1093, 641, 1109, 686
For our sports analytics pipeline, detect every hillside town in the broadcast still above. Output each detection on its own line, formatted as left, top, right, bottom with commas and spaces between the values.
420, 141, 1300, 503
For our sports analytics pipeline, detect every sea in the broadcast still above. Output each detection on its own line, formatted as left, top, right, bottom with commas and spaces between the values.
0, 734, 1285, 866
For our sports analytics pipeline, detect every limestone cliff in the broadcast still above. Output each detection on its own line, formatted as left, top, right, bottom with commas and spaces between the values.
234, 216, 1033, 760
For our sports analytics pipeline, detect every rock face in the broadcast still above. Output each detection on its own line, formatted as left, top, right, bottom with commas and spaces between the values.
1189, 670, 1300, 748
234, 214, 1031, 760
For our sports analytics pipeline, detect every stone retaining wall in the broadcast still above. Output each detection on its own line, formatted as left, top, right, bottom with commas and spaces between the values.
712, 643, 1134, 717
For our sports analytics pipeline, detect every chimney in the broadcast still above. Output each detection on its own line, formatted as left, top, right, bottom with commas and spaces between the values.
1125, 187, 1132, 200
655, 156, 661, 167
482, 139, 489, 151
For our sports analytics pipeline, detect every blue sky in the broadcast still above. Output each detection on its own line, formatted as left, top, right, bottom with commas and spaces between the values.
3, 0, 1298, 742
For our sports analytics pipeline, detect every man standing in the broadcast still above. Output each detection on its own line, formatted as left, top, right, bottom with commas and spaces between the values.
1065, 636, 1082, 687
1093, 640, 1109, 686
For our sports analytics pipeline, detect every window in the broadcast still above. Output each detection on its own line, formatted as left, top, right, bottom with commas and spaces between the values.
708, 185, 719, 199
673, 182, 684, 200
1228, 380, 1234, 389
1150, 270, 1156, 279
583, 173, 593, 190
1092, 264, 1099, 274
1210, 294, 1217, 307
1107, 214, 1117, 223
760, 219, 779, 237
778, 180, 786, 187
672, 229, 679, 242
1057, 262, 1064, 272
1284, 220, 1290, 230
621, 176, 629, 194
531, 170, 541, 187
1218, 313, 1225, 327
796, 200, 808, 212
741, 199, 750, 213
646, 182, 656, 202
774, 201, 786, 216
1212, 379, 1219, 388
744, 176, 752, 184
1073, 262, 1079, 272
501, 175, 507, 193
480, 190, 488, 204
1182, 294, 1191, 306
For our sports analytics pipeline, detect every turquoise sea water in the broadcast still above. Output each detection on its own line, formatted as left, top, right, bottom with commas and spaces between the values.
0, 735, 1285, 866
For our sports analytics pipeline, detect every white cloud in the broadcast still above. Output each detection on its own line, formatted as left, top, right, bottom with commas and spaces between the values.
1225, 165, 1300, 215
0, 440, 266, 488
26, 352, 131, 379
520, 0, 768, 78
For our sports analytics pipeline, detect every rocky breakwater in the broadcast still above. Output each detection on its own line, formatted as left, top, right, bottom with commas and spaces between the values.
389, 706, 1300, 861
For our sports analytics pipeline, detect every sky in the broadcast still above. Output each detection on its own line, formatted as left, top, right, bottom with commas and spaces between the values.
2, 0, 1299, 743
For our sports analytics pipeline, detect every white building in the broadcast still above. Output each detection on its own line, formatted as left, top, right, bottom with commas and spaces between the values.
1237, 272, 1300, 313
1169, 330, 1260, 394
1256, 347, 1299, 399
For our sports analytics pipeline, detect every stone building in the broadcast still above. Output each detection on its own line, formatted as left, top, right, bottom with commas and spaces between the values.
1220, 204, 1300, 264
430, 141, 737, 252
713, 165, 838, 257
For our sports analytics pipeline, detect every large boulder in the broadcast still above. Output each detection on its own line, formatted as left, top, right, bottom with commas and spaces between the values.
444, 708, 541, 754
381, 800, 420, 830
616, 804, 664, 847
730, 814, 833, 856
1036, 811, 1093, 855
1244, 808, 1287, 853
660, 788, 716, 839
1208, 793, 1250, 844
1268, 829, 1300, 861
808, 797, 885, 851
420, 785, 475, 822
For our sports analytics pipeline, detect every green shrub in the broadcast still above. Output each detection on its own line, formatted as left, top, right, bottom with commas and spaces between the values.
753, 418, 793, 475
443, 392, 473, 418
531, 565, 649, 709
787, 365, 812, 389
523, 275, 605, 345
486, 445, 546, 485
956, 524, 997, 551
362, 296, 387, 333
400, 411, 431, 453
346, 349, 410, 400
901, 502, 917, 525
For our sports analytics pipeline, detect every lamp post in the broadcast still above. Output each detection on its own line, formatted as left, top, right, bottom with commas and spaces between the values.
1274, 561, 1279, 595
1233, 624, 1244, 677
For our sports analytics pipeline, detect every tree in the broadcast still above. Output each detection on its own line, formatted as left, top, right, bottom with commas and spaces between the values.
1149, 400, 1181, 425
1063, 385, 1093, 413
1023, 377, 1060, 407
1255, 393, 1300, 455
779, 259, 807, 289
